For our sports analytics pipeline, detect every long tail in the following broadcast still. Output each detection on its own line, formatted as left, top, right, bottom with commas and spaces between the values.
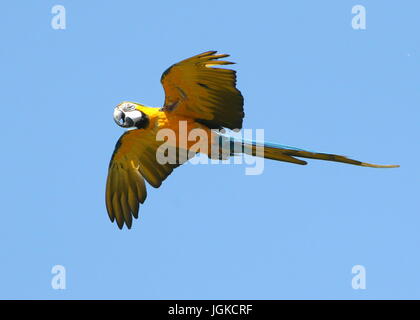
227, 137, 399, 168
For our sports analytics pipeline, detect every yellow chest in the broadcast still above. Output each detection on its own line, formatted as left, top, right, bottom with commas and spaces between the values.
141, 108, 215, 151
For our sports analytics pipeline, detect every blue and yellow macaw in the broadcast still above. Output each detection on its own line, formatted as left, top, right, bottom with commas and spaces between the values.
106, 51, 398, 229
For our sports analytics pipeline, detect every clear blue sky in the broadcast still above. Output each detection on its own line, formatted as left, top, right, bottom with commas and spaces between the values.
0, 0, 419, 299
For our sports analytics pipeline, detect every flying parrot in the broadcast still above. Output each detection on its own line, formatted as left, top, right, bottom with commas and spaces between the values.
106, 51, 398, 229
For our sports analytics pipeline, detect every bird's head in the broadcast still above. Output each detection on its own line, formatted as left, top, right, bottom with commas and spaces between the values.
113, 102, 149, 129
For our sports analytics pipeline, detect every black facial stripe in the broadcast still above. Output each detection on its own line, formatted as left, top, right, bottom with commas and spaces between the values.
135, 112, 149, 129
125, 117, 134, 127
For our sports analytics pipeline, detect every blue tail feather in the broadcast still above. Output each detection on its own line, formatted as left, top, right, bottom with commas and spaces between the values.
226, 136, 314, 153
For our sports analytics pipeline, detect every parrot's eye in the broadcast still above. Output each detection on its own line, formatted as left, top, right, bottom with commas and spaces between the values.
122, 103, 136, 112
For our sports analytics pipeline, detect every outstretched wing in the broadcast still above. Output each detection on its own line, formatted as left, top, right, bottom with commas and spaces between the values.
106, 129, 183, 229
160, 51, 244, 130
